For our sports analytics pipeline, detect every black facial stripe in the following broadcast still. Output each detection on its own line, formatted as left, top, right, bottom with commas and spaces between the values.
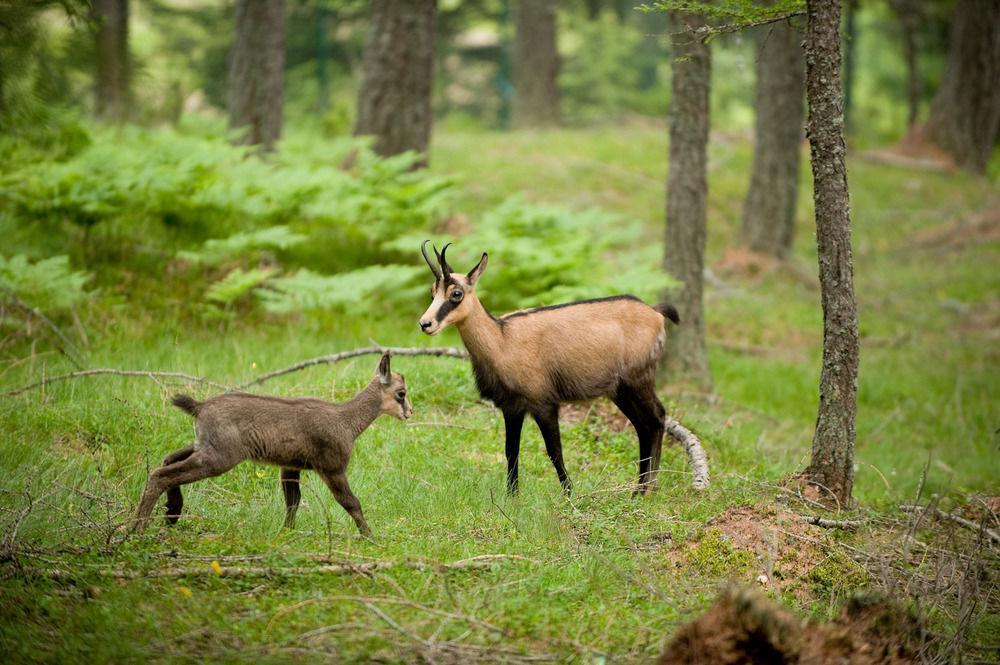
435, 298, 458, 323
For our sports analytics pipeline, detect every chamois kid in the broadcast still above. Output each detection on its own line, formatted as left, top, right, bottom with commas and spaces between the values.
132, 353, 412, 535
418, 241, 679, 495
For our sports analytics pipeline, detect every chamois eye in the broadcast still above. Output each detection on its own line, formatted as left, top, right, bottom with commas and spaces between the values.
396, 390, 406, 400
450, 289, 464, 302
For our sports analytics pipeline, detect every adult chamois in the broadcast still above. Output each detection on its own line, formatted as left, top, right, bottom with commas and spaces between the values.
418, 241, 679, 494
132, 353, 412, 535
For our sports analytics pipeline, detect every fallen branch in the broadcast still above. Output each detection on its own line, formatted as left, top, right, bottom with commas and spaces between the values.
2, 369, 230, 397
240, 345, 468, 388
900, 504, 1000, 546
19, 553, 536, 581
665, 415, 710, 490
800, 515, 863, 530
2, 289, 85, 369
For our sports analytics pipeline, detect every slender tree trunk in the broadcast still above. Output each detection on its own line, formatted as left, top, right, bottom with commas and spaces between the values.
661, 11, 712, 390
889, 0, 922, 128
228, 0, 286, 152
92, 0, 129, 121
924, 0, 1000, 173
511, 0, 560, 128
355, 0, 436, 163
742, 18, 805, 259
803, 0, 860, 508
842, 0, 857, 133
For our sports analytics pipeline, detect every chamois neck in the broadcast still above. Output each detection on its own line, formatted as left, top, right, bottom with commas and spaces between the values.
455, 296, 505, 361
339, 380, 383, 437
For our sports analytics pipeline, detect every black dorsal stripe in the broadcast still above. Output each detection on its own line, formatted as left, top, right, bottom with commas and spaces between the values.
499, 294, 643, 322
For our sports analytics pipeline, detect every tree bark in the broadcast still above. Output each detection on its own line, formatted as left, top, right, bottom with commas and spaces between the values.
92, 0, 129, 122
354, 0, 436, 164
228, 0, 286, 153
889, 0, 922, 128
803, 0, 860, 508
924, 0, 1000, 173
511, 0, 560, 128
661, 10, 712, 390
841, 0, 857, 133
742, 18, 805, 259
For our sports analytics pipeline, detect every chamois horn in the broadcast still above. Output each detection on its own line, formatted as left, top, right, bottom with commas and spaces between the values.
421, 240, 441, 280
438, 242, 454, 275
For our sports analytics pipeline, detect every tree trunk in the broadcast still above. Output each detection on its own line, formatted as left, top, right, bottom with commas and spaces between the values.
92, 0, 129, 121
741, 18, 805, 259
511, 0, 560, 128
842, 0, 857, 133
228, 0, 286, 153
924, 0, 1000, 173
355, 0, 436, 163
803, 0, 860, 508
889, 0, 922, 128
661, 11, 712, 390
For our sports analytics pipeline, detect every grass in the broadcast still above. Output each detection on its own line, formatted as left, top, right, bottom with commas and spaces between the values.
1, 122, 997, 663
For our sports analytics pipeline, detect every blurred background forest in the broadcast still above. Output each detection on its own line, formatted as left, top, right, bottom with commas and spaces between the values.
1, 0, 998, 662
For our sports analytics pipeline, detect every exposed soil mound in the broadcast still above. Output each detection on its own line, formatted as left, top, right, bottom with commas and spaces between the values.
658, 587, 922, 665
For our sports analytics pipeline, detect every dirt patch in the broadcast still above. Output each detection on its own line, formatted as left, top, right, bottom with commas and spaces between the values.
862, 127, 958, 173
560, 399, 632, 433
670, 503, 862, 605
908, 203, 1000, 252
658, 586, 922, 664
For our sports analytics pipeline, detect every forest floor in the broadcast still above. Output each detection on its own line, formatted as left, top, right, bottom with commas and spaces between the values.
1, 124, 998, 663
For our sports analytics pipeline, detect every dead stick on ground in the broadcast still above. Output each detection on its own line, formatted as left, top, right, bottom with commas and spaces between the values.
665, 415, 710, 490
899, 504, 1000, 546
800, 515, 863, 530
240, 346, 468, 388
20, 554, 537, 581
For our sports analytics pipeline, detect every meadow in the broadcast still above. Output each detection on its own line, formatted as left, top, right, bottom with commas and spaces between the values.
1, 122, 997, 662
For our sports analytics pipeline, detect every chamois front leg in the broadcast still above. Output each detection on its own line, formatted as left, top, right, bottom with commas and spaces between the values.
318, 470, 370, 536
280, 468, 301, 528
532, 404, 572, 495
502, 409, 525, 495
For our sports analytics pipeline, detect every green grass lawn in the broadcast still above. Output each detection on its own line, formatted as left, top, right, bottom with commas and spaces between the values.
1, 125, 997, 663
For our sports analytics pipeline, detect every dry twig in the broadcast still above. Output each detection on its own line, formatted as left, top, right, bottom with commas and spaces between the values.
900, 504, 1000, 546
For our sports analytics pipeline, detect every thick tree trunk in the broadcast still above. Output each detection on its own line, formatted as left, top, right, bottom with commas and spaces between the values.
228, 0, 286, 153
803, 0, 860, 508
511, 0, 560, 128
92, 0, 129, 121
924, 0, 1000, 173
742, 19, 805, 259
889, 0, 922, 128
661, 11, 712, 390
355, 0, 436, 163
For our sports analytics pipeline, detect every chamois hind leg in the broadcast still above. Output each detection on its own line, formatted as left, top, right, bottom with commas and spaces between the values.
502, 409, 525, 495
135, 449, 234, 532
280, 468, 301, 528
318, 470, 370, 536
162, 445, 195, 525
613, 380, 666, 494
532, 403, 572, 495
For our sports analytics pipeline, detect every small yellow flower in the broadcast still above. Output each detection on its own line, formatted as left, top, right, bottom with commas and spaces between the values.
256, 469, 265, 479
211, 560, 223, 576
252, 362, 257, 369
178, 586, 193, 598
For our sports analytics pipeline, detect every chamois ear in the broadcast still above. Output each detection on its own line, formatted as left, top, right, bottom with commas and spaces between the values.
467, 252, 488, 285
377, 352, 391, 385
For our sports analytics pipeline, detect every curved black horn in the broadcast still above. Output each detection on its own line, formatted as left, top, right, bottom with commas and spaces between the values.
439, 242, 454, 275
421, 240, 441, 280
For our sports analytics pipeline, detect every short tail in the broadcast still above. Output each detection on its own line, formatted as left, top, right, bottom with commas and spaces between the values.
171, 394, 202, 416
655, 303, 680, 325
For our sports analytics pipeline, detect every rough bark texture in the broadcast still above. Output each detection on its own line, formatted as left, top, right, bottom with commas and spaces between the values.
841, 0, 857, 132
511, 0, 560, 128
924, 0, 1000, 173
355, 0, 436, 163
228, 0, 286, 152
661, 11, 712, 389
742, 19, 806, 259
803, 0, 860, 508
92, 0, 129, 121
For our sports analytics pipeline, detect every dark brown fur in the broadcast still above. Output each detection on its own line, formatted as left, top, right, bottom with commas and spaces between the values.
133, 353, 411, 535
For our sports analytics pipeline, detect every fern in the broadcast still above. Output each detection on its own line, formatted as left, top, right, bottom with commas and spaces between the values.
205, 267, 277, 305
0, 254, 89, 311
179, 226, 308, 265
257, 265, 424, 314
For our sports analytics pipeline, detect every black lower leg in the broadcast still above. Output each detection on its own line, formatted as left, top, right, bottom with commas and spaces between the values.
162, 445, 195, 525
533, 404, 572, 494
503, 409, 525, 494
